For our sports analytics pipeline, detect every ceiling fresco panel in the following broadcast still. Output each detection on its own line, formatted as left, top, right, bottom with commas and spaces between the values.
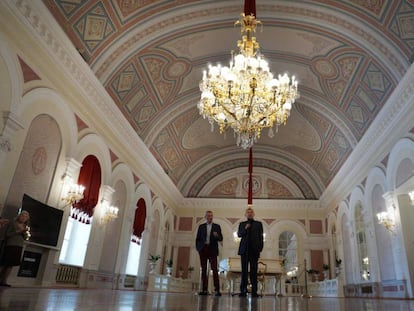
43, 0, 414, 200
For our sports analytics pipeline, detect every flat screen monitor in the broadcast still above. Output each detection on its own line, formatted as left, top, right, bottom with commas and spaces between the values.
21, 194, 63, 247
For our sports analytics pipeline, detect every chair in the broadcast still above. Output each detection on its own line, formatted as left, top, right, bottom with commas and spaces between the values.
257, 261, 267, 296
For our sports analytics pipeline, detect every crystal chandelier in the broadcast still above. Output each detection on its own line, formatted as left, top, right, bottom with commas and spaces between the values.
198, 3, 299, 149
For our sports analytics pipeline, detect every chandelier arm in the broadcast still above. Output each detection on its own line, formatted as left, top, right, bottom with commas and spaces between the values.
217, 100, 237, 120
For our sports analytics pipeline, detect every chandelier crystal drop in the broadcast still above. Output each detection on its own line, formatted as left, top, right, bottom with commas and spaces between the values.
198, 13, 299, 149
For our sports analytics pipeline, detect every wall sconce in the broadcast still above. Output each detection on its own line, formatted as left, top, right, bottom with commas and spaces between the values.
100, 199, 119, 225
233, 231, 241, 244
376, 211, 395, 233
408, 191, 414, 205
61, 176, 85, 207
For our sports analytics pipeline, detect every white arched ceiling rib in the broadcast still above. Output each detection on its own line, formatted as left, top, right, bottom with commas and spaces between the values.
178, 145, 324, 198
0, 35, 23, 113
143, 84, 358, 150
143, 91, 196, 146
96, 1, 407, 85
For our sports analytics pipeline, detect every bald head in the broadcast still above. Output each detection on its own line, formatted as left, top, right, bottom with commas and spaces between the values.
245, 207, 255, 220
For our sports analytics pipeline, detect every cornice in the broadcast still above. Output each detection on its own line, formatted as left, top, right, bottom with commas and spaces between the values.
181, 198, 321, 211
6, 0, 183, 209
321, 62, 414, 210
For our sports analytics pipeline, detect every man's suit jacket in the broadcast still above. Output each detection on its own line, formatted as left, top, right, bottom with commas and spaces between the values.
237, 219, 263, 256
195, 223, 223, 256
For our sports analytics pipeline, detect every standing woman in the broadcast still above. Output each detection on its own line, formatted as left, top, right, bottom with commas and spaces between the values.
0, 210, 30, 287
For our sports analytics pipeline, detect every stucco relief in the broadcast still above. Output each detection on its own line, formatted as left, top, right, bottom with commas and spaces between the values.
349, 0, 385, 16
242, 176, 262, 195
266, 179, 293, 198
32, 147, 47, 175
210, 178, 238, 197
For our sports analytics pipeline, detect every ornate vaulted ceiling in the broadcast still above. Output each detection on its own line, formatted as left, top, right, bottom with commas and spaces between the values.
43, 0, 414, 200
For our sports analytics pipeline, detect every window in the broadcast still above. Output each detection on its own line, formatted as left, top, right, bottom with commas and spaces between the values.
355, 203, 370, 281
125, 199, 146, 276
279, 231, 298, 277
59, 217, 92, 266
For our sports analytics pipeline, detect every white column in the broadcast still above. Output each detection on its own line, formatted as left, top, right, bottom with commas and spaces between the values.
83, 184, 115, 270
0, 111, 24, 175
382, 191, 405, 279
0, 111, 24, 151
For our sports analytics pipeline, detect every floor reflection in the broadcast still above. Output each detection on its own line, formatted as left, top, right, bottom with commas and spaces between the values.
1, 288, 414, 311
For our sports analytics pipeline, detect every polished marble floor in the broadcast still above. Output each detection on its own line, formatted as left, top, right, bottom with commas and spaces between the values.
1, 288, 414, 311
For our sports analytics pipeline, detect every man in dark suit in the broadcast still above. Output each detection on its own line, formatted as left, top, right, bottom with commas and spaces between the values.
237, 207, 263, 298
195, 210, 223, 296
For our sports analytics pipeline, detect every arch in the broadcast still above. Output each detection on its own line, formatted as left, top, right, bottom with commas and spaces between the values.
109, 162, 136, 273
364, 166, 390, 282
148, 206, 162, 273
326, 210, 339, 271
158, 204, 174, 274
19, 88, 78, 156
124, 196, 147, 276
135, 182, 152, 211
356, 204, 368, 276
336, 200, 357, 284
348, 186, 365, 218
14, 88, 79, 211
100, 178, 127, 273
269, 220, 307, 272
111, 163, 135, 205
340, 211, 354, 284
130, 182, 153, 276
0, 34, 23, 118
74, 133, 112, 185
3, 114, 62, 219
386, 138, 414, 192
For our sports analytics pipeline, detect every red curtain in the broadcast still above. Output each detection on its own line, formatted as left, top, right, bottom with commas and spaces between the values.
244, 0, 256, 17
72, 155, 101, 224
131, 198, 146, 244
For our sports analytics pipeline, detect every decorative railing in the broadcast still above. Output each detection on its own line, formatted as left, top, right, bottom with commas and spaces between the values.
147, 274, 193, 292
308, 279, 340, 297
